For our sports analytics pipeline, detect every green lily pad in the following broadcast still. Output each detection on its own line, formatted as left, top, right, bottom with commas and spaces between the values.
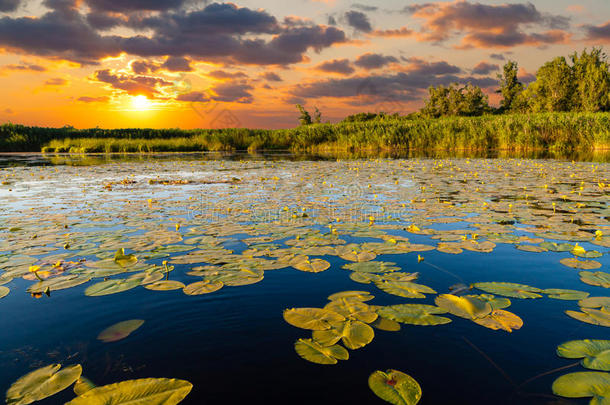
434, 294, 492, 320
376, 281, 436, 299
327, 291, 374, 302
579, 297, 610, 311
85, 279, 140, 297
540, 242, 575, 252
283, 308, 345, 330
580, 271, 610, 288
73, 377, 96, 396
566, 308, 610, 327
342, 261, 400, 274
66, 378, 193, 405
473, 282, 542, 299
557, 340, 610, 371
368, 369, 422, 405
183, 281, 223, 295
312, 319, 374, 349
294, 338, 349, 365
370, 317, 401, 332
324, 299, 378, 323
7, 364, 82, 405
292, 258, 330, 273
472, 310, 523, 332
97, 320, 145, 343
144, 280, 185, 291
376, 304, 451, 326
543, 289, 590, 300
561, 258, 602, 270
551, 372, 610, 404
0, 285, 9, 298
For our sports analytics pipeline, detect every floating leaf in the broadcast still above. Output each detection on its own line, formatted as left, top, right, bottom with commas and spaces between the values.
434, 294, 491, 320
85, 279, 140, 297
376, 281, 436, 299
473, 282, 542, 299
376, 304, 451, 326
540, 242, 575, 252
370, 316, 401, 332
324, 299, 378, 323
0, 285, 9, 298
294, 338, 348, 365
472, 310, 523, 332
144, 280, 185, 291
97, 320, 145, 343
183, 281, 223, 295
557, 340, 610, 371
66, 378, 192, 405
566, 308, 610, 327
283, 308, 345, 330
7, 364, 82, 405
579, 297, 610, 311
551, 372, 610, 404
292, 258, 330, 273
327, 291, 374, 302
560, 258, 602, 270
343, 261, 400, 274
543, 288, 590, 300
368, 369, 422, 405
312, 319, 374, 349
580, 271, 610, 288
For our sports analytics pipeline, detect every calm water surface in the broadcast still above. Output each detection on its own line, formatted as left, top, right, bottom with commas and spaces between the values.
0, 152, 608, 404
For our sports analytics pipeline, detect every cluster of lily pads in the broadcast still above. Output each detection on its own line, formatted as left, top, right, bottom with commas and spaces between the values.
0, 157, 608, 403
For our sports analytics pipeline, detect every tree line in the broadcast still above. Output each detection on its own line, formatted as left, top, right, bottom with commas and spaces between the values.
339, 48, 610, 121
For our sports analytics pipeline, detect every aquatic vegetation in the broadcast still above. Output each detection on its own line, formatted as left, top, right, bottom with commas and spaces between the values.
552, 372, 610, 404
368, 369, 422, 405
6, 364, 82, 405
0, 154, 608, 403
97, 320, 145, 343
557, 340, 610, 371
66, 378, 193, 405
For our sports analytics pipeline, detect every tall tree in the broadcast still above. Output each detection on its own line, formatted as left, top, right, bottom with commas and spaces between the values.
570, 48, 610, 112
421, 83, 491, 118
521, 57, 574, 112
296, 104, 312, 126
497, 61, 523, 112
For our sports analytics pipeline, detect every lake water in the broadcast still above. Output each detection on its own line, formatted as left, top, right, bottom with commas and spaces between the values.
0, 152, 608, 404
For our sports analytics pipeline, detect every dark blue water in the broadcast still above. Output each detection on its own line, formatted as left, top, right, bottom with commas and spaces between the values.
0, 153, 607, 404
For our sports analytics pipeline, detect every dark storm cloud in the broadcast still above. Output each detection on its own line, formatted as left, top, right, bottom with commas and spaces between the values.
354, 53, 398, 70
162, 56, 193, 72
344, 10, 372, 33
85, 0, 187, 12
206, 70, 248, 79
315, 59, 355, 75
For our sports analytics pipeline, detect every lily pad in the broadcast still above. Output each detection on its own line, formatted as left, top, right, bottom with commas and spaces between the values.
472, 310, 523, 332
312, 319, 374, 349
368, 369, 422, 405
434, 294, 492, 320
66, 377, 192, 405
113, 248, 138, 268
551, 372, 610, 404
283, 308, 345, 330
294, 338, 349, 365
580, 271, 610, 288
144, 280, 185, 291
324, 299, 378, 323
85, 279, 140, 297
376, 304, 451, 326
560, 258, 602, 270
376, 281, 436, 299
183, 281, 223, 295
473, 282, 542, 299
566, 308, 610, 327
557, 339, 610, 371
327, 291, 374, 302
579, 297, 610, 311
543, 289, 590, 300
7, 364, 82, 405
343, 261, 400, 274
292, 258, 330, 273
97, 320, 145, 343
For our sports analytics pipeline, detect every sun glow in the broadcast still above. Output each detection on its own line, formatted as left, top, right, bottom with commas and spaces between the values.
131, 95, 152, 111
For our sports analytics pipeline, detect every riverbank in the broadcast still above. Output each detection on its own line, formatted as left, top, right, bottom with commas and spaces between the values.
1, 112, 609, 153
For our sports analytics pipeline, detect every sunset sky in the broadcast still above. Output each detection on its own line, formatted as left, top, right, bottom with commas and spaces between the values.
1, 0, 610, 129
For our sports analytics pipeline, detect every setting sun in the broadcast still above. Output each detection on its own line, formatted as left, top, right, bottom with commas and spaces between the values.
131, 95, 152, 111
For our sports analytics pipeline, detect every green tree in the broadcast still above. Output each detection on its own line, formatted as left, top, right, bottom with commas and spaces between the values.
421, 83, 491, 118
296, 104, 312, 126
570, 48, 610, 112
497, 61, 523, 112
521, 57, 574, 112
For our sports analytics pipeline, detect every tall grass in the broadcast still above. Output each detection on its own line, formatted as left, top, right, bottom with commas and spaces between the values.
1, 112, 609, 153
